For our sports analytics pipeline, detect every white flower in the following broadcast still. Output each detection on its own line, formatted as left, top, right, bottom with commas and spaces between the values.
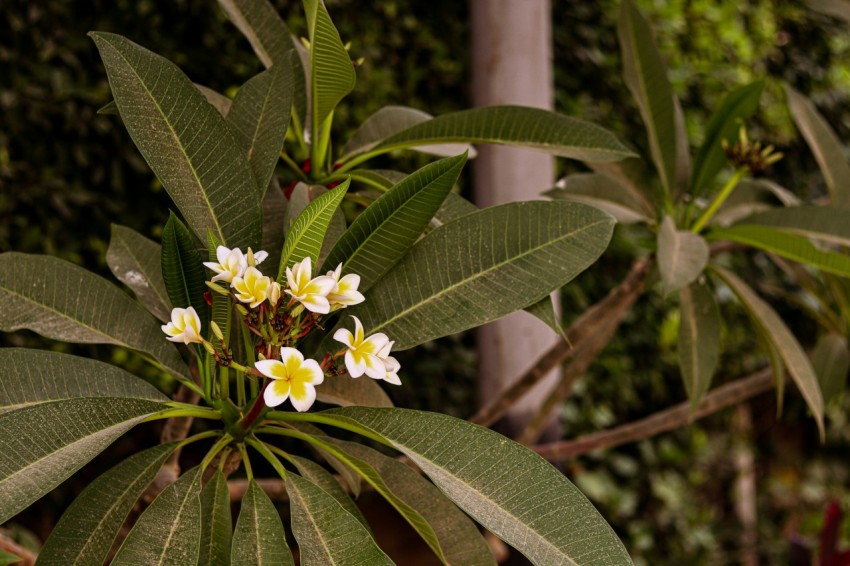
326, 264, 365, 310
285, 257, 336, 314
232, 267, 271, 308
268, 281, 282, 308
333, 316, 401, 384
203, 246, 268, 283
161, 307, 203, 344
256, 347, 324, 412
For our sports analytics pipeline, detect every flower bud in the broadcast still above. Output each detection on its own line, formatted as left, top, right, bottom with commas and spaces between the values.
210, 320, 225, 342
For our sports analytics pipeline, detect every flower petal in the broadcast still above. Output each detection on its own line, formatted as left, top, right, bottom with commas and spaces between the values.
345, 349, 366, 378
294, 359, 325, 385
215, 245, 230, 265
305, 275, 336, 296
289, 382, 317, 412
264, 379, 291, 407
362, 353, 387, 380
255, 359, 286, 380
253, 250, 269, 265
300, 294, 330, 314
333, 328, 355, 348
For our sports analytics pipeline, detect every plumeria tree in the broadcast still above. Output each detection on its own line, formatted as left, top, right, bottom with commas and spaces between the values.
0, 0, 643, 564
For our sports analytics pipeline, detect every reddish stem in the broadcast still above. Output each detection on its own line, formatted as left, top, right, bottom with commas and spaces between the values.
238, 381, 270, 433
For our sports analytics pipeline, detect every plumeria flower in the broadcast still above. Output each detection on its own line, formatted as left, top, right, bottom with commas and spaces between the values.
203, 246, 246, 283
203, 246, 268, 283
285, 257, 336, 314
268, 281, 282, 308
232, 267, 271, 308
161, 306, 204, 344
246, 247, 269, 268
333, 316, 401, 384
256, 347, 324, 412
326, 263, 365, 310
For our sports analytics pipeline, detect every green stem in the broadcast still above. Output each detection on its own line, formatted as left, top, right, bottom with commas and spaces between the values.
311, 114, 334, 179
263, 411, 391, 447
281, 151, 307, 181
218, 366, 229, 403
691, 167, 747, 233
290, 110, 308, 155
177, 429, 222, 449
238, 443, 254, 480
246, 436, 287, 480
142, 407, 222, 423
200, 433, 233, 471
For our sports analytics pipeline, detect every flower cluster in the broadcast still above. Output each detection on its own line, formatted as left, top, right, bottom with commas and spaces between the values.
161, 245, 400, 413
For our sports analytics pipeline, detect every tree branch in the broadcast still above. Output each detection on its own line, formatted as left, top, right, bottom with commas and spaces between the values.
532, 368, 776, 461
470, 256, 651, 427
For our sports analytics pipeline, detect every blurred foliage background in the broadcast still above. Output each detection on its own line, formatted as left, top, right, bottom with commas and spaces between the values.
2, 0, 850, 563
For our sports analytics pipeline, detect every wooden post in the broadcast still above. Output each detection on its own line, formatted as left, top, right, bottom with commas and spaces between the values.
471, 0, 561, 434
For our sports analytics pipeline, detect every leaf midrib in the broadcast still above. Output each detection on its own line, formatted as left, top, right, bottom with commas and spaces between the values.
104, 36, 224, 241
155, 474, 198, 566
370, 218, 609, 334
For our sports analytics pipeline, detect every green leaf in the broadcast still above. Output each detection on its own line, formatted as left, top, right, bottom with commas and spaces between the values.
359, 106, 634, 165
589, 157, 658, 218
112, 467, 203, 566
619, 0, 677, 196
38, 443, 177, 565
691, 81, 764, 195
433, 192, 478, 228
261, 179, 287, 272
341, 106, 476, 161
282, 422, 363, 497
98, 100, 118, 115
162, 213, 210, 324
316, 374, 393, 408
0, 396, 164, 524
89, 32, 261, 248
524, 296, 567, 341
218, 0, 295, 68
786, 86, 850, 208
0, 551, 20, 566
709, 224, 850, 278
0, 348, 166, 415
276, 179, 349, 280
673, 95, 691, 193
199, 470, 233, 566
711, 265, 825, 439
303, 0, 356, 136
342, 201, 614, 351
712, 180, 799, 227
331, 439, 496, 566
657, 216, 709, 294
107, 224, 171, 323
812, 333, 850, 405
741, 205, 850, 247
321, 153, 468, 291
287, 473, 394, 566
545, 173, 654, 224
318, 407, 632, 565
227, 62, 294, 195
809, 0, 850, 23
0, 252, 190, 380
288, 455, 368, 529
195, 84, 234, 117
678, 280, 721, 411
232, 479, 293, 566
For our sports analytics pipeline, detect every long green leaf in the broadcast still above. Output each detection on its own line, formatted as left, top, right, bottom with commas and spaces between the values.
317, 407, 632, 565
619, 0, 677, 196
657, 216, 709, 294
741, 205, 850, 247
711, 266, 825, 439
812, 333, 850, 405
112, 467, 203, 565
90, 32, 261, 248
786, 86, 850, 208
545, 173, 654, 224
162, 213, 210, 324
341, 106, 476, 161
0, 551, 20, 566
261, 178, 287, 272
289, 455, 368, 529
691, 81, 764, 195
107, 224, 171, 323
709, 224, 850, 278
227, 62, 294, 195
357, 106, 634, 165
316, 375, 393, 408
342, 201, 614, 350
678, 280, 721, 411
38, 443, 177, 565
276, 179, 349, 280
287, 472, 394, 566
0, 397, 164, 524
0, 253, 190, 380
304, 0, 356, 137
331, 439, 496, 566
199, 470, 233, 566
217, 0, 294, 68
0, 348, 166, 415
232, 479, 293, 566
589, 157, 658, 218
321, 153, 467, 290
524, 296, 567, 341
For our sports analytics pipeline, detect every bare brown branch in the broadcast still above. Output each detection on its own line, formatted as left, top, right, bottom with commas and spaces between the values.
470, 256, 651, 427
532, 368, 776, 461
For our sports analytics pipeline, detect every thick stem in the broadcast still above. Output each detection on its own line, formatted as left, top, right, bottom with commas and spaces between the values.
469, 257, 651, 427
236, 381, 270, 434
691, 167, 747, 233
532, 368, 776, 461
